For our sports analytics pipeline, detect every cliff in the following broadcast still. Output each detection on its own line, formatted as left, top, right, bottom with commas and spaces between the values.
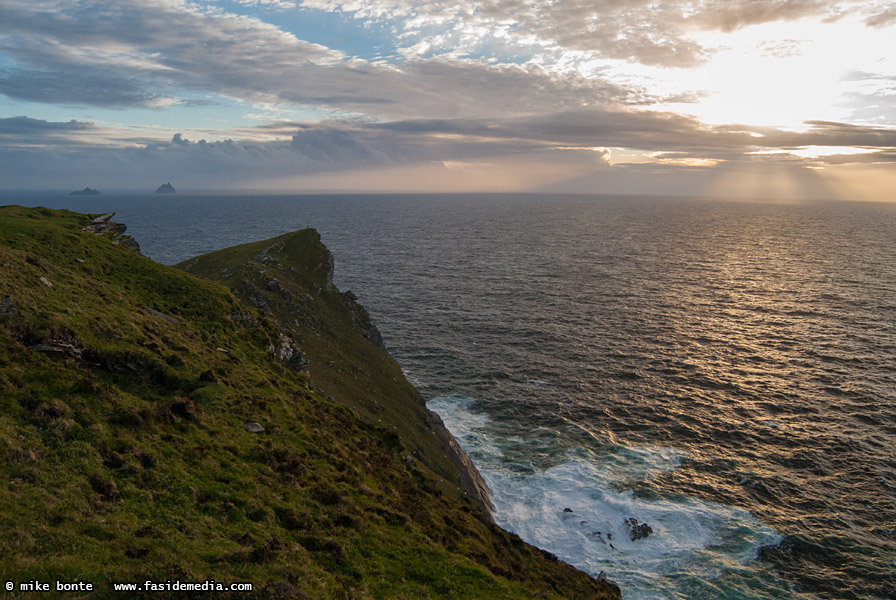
176, 230, 496, 516
0, 206, 620, 599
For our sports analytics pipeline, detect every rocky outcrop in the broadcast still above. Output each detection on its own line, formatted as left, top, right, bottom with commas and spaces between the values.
625, 518, 653, 541
80, 213, 141, 253
426, 408, 495, 519
29, 338, 83, 361
341, 291, 386, 350
275, 333, 309, 374
155, 182, 176, 194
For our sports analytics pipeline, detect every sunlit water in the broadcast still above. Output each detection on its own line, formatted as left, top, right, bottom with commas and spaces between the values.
6, 192, 896, 599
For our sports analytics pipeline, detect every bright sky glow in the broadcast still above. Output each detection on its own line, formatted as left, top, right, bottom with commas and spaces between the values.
0, 0, 894, 199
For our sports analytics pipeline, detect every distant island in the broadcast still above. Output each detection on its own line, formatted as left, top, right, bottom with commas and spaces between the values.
70, 187, 100, 195
154, 182, 176, 194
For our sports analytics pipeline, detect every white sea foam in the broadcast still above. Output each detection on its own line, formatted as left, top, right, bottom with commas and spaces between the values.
428, 395, 783, 600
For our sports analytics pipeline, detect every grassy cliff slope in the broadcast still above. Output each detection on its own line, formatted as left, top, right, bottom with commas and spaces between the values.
0, 206, 620, 599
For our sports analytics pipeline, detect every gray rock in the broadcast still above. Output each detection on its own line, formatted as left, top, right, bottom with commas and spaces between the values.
28, 337, 82, 361
624, 517, 653, 541
118, 236, 141, 252
243, 422, 264, 433
248, 293, 270, 312
92, 212, 115, 224
0, 296, 16, 320
276, 334, 309, 373
81, 212, 141, 253
145, 307, 178, 326
341, 290, 386, 350
426, 409, 495, 518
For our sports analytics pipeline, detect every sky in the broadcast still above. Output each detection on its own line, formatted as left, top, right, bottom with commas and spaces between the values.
1, 0, 895, 199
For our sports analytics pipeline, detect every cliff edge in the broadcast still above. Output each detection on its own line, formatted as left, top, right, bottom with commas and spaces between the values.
0, 206, 620, 599
177, 229, 496, 517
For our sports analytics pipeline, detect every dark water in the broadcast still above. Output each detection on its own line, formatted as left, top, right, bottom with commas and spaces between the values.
6, 192, 896, 599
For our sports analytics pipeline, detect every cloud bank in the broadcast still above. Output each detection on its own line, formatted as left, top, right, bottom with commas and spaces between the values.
0, 0, 894, 198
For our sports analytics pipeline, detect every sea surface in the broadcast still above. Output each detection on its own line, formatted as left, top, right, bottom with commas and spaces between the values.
6, 192, 896, 599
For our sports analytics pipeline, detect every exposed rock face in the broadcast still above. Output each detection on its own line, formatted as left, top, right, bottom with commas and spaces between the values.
29, 339, 82, 361
625, 518, 653, 541
275, 333, 309, 374
341, 291, 386, 350
426, 408, 495, 518
145, 307, 178, 326
80, 213, 141, 253
0, 296, 16, 321
155, 182, 176, 194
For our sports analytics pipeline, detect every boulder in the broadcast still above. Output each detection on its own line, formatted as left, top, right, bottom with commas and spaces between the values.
276, 334, 309, 373
624, 517, 653, 541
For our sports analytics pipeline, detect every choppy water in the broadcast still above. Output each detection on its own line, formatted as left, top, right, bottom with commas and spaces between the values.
6, 192, 896, 599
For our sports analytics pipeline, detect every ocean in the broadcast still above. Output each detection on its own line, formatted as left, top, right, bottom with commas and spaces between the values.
6, 192, 895, 599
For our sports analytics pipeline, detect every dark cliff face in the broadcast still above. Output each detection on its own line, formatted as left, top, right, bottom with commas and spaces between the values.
0, 207, 620, 599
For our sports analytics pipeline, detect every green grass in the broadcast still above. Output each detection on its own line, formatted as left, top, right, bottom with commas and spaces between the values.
0, 205, 619, 599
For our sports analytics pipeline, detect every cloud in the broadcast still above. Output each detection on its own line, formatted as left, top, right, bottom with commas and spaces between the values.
0, 0, 655, 121
0, 66, 161, 108
816, 149, 896, 164
3, 108, 893, 193
865, 4, 896, 27
0, 116, 95, 134
300, 0, 875, 68
0, 0, 344, 108
0, 115, 105, 148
